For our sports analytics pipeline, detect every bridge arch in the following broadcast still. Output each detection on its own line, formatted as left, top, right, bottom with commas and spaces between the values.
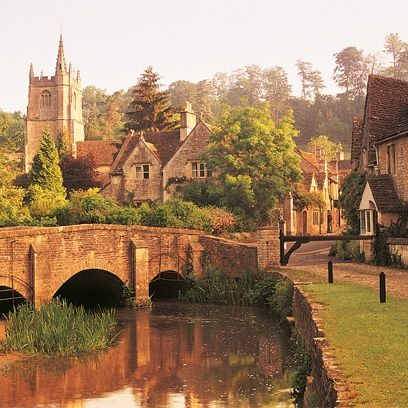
0, 276, 32, 302
53, 268, 125, 307
149, 270, 188, 299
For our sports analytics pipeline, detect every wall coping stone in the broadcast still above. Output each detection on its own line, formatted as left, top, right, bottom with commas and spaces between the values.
0, 224, 204, 239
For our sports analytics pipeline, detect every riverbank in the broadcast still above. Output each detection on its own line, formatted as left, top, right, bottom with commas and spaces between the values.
283, 262, 408, 407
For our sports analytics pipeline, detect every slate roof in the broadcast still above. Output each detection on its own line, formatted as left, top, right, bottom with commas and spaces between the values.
111, 130, 182, 173
351, 117, 363, 162
363, 75, 408, 164
76, 141, 119, 167
367, 174, 400, 212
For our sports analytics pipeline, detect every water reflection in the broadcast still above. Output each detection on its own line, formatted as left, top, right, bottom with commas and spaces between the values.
0, 303, 294, 408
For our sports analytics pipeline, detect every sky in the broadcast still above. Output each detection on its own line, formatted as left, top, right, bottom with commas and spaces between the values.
1, 0, 408, 112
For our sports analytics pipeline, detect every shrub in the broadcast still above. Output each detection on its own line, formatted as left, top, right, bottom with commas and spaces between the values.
201, 206, 236, 235
331, 240, 362, 261
2, 299, 117, 356
138, 199, 213, 231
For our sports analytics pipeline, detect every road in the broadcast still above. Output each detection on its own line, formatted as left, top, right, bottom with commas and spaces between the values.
286, 240, 336, 266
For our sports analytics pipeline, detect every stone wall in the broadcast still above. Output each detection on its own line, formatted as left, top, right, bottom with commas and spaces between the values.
387, 237, 408, 265
198, 235, 257, 276
256, 226, 281, 269
378, 137, 408, 201
292, 286, 351, 408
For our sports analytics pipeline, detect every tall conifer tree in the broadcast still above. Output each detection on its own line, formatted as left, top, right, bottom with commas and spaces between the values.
125, 66, 178, 132
28, 128, 66, 216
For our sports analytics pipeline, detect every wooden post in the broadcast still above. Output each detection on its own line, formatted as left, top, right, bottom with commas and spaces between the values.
379, 272, 386, 303
328, 260, 333, 283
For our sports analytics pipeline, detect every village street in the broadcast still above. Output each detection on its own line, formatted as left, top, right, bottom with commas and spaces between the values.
284, 243, 408, 300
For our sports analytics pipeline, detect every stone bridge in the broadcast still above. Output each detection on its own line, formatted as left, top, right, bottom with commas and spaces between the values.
0, 224, 280, 307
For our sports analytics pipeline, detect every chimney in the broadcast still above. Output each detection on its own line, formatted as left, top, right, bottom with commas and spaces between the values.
319, 159, 327, 174
180, 101, 196, 141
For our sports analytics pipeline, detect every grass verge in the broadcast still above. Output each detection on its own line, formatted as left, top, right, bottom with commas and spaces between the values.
304, 282, 408, 407
1, 299, 118, 356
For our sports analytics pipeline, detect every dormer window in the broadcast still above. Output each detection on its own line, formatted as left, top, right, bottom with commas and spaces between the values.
135, 164, 150, 179
191, 161, 212, 178
40, 90, 51, 108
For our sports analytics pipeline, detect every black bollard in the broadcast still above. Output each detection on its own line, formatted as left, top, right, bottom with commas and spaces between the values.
379, 272, 386, 303
328, 260, 333, 283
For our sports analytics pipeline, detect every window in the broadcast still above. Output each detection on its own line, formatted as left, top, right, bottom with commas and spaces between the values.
360, 209, 377, 235
312, 210, 319, 226
386, 144, 396, 174
135, 164, 150, 179
191, 161, 212, 178
40, 90, 51, 108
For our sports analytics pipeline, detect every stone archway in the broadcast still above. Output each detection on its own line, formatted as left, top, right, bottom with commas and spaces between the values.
53, 269, 125, 307
149, 270, 188, 299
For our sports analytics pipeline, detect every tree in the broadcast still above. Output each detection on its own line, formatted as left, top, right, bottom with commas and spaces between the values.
28, 128, 66, 217
207, 104, 301, 223
125, 66, 178, 132
384, 33, 408, 79
308, 135, 343, 160
168, 80, 197, 110
0, 110, 25, 152
296, 60, 325, 100
333, 47, 368, 101
263, 66, 292, 121
60, 155, 104, 192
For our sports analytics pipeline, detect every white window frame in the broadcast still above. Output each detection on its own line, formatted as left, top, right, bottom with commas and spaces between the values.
135, 164, 150, 180
191, 161, 212, 178
360, 209, 376, 235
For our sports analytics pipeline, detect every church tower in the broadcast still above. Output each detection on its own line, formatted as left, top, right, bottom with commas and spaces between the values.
25, 35, 85, 171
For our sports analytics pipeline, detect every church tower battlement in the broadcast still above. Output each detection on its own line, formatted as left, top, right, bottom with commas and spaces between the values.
25, 35, 85, 171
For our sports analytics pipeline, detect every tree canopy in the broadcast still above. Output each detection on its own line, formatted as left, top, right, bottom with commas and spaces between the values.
125, 66, 178, 132
207, 104, 301, 223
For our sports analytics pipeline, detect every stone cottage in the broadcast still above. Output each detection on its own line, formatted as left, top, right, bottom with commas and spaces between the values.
101, 103, 213, 203
353, 75, 408, 235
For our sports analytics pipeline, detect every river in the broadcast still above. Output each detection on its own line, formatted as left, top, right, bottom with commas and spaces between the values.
0, 302, 294, 407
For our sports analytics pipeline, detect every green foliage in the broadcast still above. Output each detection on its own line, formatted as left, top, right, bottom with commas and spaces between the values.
0, 186, 33, 226
207, 104, 301, 223
371, 226, 392, 266
291, 333, 311, 404
308, 134, 343, 160
138, 199, 212, 231
2, 299, 117, 356
56, 189, 140, 226
0, 110, 25, 152
181, 262, 293, 319
180, 181, 223, 207
339, 170, 367, 234
330, 240, 362, 261
0, 147, 22, 186
28, 128, 66, 217
125, 66, 178, 132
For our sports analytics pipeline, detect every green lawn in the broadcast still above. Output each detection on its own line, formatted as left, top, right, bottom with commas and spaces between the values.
304, 283, 408, 407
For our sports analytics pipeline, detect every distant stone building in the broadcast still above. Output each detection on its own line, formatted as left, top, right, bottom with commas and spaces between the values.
282, 149, 341, 235
25, 35, 84, 171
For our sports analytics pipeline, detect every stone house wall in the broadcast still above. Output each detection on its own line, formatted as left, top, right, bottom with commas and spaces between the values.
163, 122, 212, 201
377, 137, 408, 201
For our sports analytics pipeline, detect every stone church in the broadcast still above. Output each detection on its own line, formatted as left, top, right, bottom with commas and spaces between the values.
25, 35, 85, 171
24, 37, 213, 204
